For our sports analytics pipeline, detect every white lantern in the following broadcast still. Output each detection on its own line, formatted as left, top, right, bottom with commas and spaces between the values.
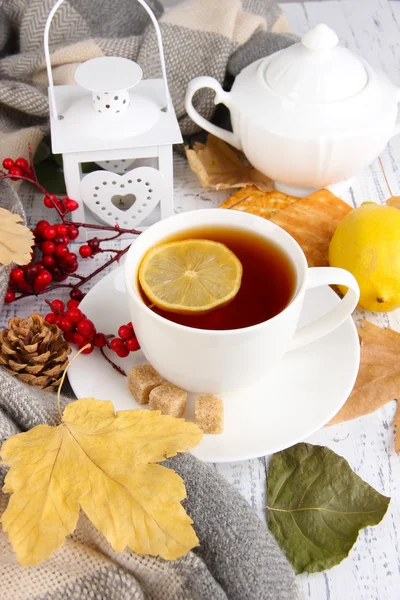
44, 0, 182, 241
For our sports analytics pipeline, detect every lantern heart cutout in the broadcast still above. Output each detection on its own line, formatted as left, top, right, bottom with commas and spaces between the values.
111, 194, 136, 211
80, 167, 164, 227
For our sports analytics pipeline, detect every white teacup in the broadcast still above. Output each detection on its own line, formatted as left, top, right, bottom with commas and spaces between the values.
124, 209, 359, 393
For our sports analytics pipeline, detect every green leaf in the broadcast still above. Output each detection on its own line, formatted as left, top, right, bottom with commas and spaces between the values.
53, 153, 64, 168
267, 443, 390, 574
34, 161, 66, 195
33, 141, 51, 165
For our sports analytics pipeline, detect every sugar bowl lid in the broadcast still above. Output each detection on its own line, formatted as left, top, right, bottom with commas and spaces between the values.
265, 24, 368, 103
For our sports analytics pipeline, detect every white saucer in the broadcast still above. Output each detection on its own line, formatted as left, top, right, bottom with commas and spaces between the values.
68, 267, 360, 463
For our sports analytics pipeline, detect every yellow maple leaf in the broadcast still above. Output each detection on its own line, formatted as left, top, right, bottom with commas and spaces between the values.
0, 207, 34, 266
1, 397, 203, 566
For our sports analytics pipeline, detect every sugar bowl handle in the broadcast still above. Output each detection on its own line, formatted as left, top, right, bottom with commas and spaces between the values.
185, 76, 242, 150
290, 267, 359, 351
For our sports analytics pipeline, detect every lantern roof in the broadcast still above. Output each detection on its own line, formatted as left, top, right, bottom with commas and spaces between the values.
49, 79, 183, 155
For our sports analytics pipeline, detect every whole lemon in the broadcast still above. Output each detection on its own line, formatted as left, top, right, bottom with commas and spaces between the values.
329, 202, 400, 312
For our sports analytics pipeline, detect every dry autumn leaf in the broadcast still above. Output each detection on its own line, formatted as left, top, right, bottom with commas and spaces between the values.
0, 207, 34, 266
185, 135, 273, 192
220, 186, 299, 217
386, 196, 400, 210
1, 397, 203, 566
220, 187, 352, 266
329, 320, 400, 452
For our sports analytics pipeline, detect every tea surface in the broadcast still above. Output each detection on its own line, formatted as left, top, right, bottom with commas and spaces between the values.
139, 226, 296, 330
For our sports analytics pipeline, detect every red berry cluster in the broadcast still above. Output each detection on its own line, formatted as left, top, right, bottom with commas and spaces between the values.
110, 323, 140, 357
42, 193, 79, 215
2, 156, 32, 181
79, 237, 101, 259
6, 214, 81, 301
44, 299, 140, 357
34, 219, 80, 281
45, 299, 98, 354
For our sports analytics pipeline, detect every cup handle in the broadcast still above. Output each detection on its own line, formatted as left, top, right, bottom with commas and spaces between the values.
290, 267, 360, 351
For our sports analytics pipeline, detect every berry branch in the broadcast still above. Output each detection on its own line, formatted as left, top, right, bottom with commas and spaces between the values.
100, 347, 127, 376
2, 153, 143, 369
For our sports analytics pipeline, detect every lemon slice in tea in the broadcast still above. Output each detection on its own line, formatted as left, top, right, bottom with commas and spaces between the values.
139, 239, 243, 314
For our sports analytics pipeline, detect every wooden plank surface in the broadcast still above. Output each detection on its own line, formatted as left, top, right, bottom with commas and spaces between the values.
1, 2, 400, 599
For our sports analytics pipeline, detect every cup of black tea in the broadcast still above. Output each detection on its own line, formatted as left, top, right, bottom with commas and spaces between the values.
124, 209, 359, 393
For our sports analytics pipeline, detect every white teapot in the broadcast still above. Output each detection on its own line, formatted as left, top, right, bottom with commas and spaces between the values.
185, 24, 400, 197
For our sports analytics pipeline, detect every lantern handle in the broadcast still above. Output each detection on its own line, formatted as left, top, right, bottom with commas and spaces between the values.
44, 0, 172, 121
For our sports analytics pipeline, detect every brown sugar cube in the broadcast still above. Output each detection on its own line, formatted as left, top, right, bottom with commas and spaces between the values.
149, 382, 187, 418
195, 395, 224, 434
128, 364, 163, 405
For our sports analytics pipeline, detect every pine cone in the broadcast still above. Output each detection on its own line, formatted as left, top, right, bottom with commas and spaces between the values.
0, 313, 71, 391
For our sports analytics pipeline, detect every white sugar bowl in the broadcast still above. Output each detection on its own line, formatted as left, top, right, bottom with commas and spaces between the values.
185, 24, 400, 197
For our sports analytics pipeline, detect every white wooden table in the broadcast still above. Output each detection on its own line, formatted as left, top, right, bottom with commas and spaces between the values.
2, 1, 400, 599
